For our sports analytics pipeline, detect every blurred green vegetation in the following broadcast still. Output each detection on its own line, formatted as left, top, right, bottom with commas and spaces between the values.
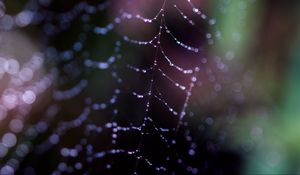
209, 0, 300, 174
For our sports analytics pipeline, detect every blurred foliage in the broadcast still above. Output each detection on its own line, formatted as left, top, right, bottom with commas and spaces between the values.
209, 0, 300, 174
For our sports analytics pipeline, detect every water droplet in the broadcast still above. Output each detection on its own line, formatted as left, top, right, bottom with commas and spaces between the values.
4, 59, 20, 75
2, 132, 17, 148
22, 90, 36, 104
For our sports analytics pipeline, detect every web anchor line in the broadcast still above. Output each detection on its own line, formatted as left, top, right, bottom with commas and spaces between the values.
132, 1, 167, 174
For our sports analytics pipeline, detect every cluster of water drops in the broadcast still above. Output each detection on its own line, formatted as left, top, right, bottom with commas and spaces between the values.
0, 51, 56, 174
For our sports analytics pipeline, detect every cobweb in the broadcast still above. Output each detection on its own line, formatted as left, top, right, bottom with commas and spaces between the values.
0, 0, 254, 174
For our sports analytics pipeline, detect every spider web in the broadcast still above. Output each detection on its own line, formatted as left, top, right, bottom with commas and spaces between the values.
0, 0, 254, 174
